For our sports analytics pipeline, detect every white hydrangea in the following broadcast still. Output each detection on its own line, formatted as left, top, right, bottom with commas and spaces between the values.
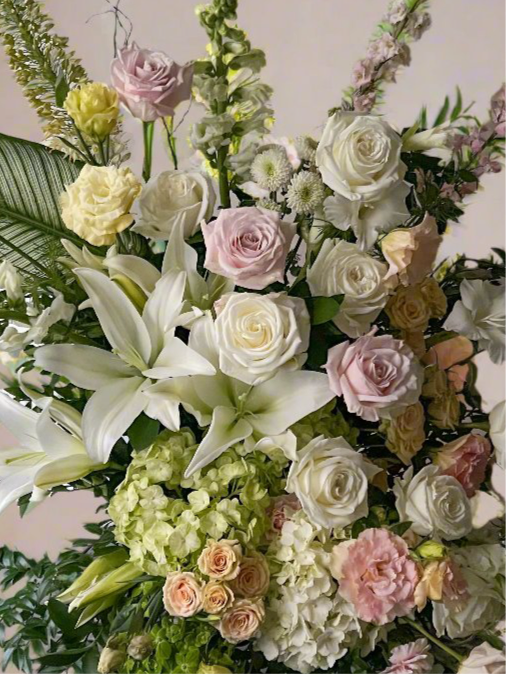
255, 510, 382, 674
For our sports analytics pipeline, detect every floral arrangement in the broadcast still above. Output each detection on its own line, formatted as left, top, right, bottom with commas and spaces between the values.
0, 1, 505, 673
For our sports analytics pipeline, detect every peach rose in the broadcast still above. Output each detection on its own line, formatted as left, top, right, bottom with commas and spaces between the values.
415, 558, 468, 611
202, 581, 234, 615
218, 598, 265, 644
424, 336, 473, 393
230, 554, 270, 598
382, 402, 426, 464
198, 540, 242, 581
163, 572, 203, 617
435, 431, 492, 497
382, 214, 442, 286
386, 283, 432, 331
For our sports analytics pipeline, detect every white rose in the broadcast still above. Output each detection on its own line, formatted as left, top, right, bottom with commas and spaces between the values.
286, 435, 382, 529
214, 292, 310, 385
0, 260, 23, 302
489, 401, 505, 469
459, 643, 506, 674
307, 239, 393, 338
393, 465, 472, 541
316, 112, 406, 203
134, 170, 215, 240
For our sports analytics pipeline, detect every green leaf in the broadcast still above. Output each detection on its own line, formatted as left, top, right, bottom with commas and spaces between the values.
54, 73, 70, 109
0, 133, 91, 277
47, 599, 77, 636
418, 106, 427, 129
128, 414, 160, 451
307, 296, 343, 325
450, 86, 463, 122
434, 95, 450, 126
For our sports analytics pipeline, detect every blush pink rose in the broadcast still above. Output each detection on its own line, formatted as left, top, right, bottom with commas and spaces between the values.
435, 432, 492, 497
163, 572, 203, 617
111, 43, 193, 122
325, 329, 423, 422
338, 528, 419, 625
202, 207, 296, 290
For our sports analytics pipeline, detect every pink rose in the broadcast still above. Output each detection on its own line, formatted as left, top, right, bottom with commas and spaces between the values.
435, 432, 492, 497
382, 215, 442, 286
163, 572, 203, 617
111, 43, 193, 122
202, 207, 296, 290
325, 329, 423, 422
218, 598, 265, 644
337, 528, 419, 625
382, 639, 434, 674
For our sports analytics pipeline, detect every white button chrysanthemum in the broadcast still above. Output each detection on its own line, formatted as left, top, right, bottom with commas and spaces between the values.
286, 171, 326, 214
251, 148, 293, 191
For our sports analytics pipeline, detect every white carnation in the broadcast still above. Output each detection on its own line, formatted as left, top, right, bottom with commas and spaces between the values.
393, 465, 473, 541
307, 239, 393, 338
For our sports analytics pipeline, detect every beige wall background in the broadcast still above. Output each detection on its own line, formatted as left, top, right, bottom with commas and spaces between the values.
0, 1, 504, 561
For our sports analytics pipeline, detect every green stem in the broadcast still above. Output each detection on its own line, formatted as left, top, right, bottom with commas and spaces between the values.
71, 122, 98, 166
214, 35, 231, 209
142, 121, 155, 183
56, 137, 93, 164
98, 139, 108, 167
162, 118, 178, 170
402, 618, 465, 663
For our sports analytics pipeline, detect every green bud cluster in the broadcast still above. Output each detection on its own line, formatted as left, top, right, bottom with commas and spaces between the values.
291, 401, 359, 449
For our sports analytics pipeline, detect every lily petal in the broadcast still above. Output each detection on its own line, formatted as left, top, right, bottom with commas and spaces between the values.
145, 395, 182, 431
35, 344, 137, 390
34, 454, 98, 490
82, 377, 148, 463
104, 255, 161, 295
0, 466, 41, 514
143, 336, 215, 379
36, 407, 86, 459
143, 270, 186, 358
0, 393, 39, 452
75, 268, 151, 367
247, 371, 335, 435
145, 378, 213, 427
184, 406, 253, 477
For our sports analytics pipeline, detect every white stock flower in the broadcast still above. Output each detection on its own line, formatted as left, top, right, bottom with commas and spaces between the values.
214, 292, 310, 385
444, 279, 505, 365
393, 465, 473, 541
0, 394, 100, 514
144, 314, 334, 477
458, 643, 505, 674
489, 401, 505, 469
307, 239, 392, 338
35, 269, 215, 463
134, 170, 216, 240
287, 436, 381, 529
322, 182, 410, 251
0, 260, 23, 302
316, 112, 406, 203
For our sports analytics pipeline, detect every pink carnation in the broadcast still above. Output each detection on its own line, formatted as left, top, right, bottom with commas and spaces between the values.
382, 639, 434, 674
436, 432, 492, 497
267, 494, 301, 538
339, 528, 419, 625
202, 207, 295, 290
111, 43, 193, 122
325, 329, 423, 422
490, 84, 505, 137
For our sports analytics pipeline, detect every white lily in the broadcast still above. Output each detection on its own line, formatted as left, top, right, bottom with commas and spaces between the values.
35, 268, 215, 464
145, 314, 335, 477
0, 394, 100, 514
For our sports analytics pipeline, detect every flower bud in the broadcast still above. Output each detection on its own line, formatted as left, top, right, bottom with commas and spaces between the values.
64, 82, 119, 139
416, 540, 447, 560
197, 664, 232, 674
97, 647, 126, 674
127, 635, 154, 661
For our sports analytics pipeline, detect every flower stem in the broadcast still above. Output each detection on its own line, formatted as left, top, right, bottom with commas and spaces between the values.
401, 617, 465, 663
142, 120, 155, 182
162, 117, 178, 170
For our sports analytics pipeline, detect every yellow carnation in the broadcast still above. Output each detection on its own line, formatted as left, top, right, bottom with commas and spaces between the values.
60, 165, 141, 246
64, 82, 119, 139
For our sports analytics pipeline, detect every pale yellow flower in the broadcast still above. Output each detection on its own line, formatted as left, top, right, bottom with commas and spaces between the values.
65, 82, 119, 139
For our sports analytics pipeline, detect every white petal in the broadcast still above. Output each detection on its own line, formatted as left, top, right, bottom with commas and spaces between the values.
105, 255, 161, 295
0, 466, 41, 514
75, 268, 151, 367
36, 407, 85, 459
470, 490, 505, 529
184, 406, 253, 477
145, 396, 181, 431
358, 181, 411, 250
144, 378, 213, 427
142, 270, 186, 357
143, 336, 215, 379
247, 371, 335, 435
82, 377, 148, 463
0, 393, 40, 452
188, 313, 220, 368
34, 454, 97, 490
35, 344, 137, 390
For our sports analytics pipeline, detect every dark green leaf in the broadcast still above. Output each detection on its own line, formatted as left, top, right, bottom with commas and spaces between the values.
434, 95, 450, 126
307, 295, 343, 325
450, 87, 463, 121
47, 599, 77, 636
54, 73, 70, 108
128, 414, 160, 451
390, 521, 413, 536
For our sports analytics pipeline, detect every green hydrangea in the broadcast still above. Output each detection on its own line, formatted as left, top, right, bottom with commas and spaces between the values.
109, 430, 286, 576
291, 401, 359, 449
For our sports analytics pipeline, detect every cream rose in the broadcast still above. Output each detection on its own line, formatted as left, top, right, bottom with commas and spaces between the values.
286, 435, 382, 529
134, 170, 215, 240
218, 598, 265, 644
382, 402, 426, 464
230, 554, 270, 598
386, 283, 432, 331
60, 165, 141, 246
307, 239, 393, 338
214, 292, 310, 384
489, 401, 505, 469
316, 112, 406, 203
198, 539, 242, 581
459, 643, 506, 674
393, 465, 472, 541
202, 581, 234, 614
163, 571, 203, 617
